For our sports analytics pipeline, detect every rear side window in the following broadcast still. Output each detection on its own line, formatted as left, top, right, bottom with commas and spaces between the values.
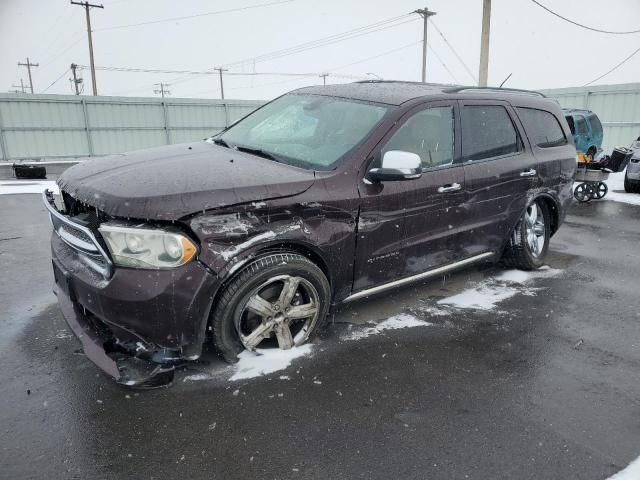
565, 115, 576, 134
588, 114, 602, 134
462, 105, 519, 161
576, 115, 587, 134
517, 107, 567, 148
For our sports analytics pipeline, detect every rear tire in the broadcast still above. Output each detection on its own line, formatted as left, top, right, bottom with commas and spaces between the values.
624, 174, 639, 193
502, 200, 551, 271
211, 253, 331, 363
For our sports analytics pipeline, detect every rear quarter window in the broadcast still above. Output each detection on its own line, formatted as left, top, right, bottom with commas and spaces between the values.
588, 114, 603, 134
517, 107, 568, 148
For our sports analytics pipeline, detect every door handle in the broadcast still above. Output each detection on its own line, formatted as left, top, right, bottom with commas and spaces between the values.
437, 182, 462, 193
520, 169, 537, 177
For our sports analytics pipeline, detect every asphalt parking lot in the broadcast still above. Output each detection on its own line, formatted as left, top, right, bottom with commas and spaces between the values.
1, 189, 639, 480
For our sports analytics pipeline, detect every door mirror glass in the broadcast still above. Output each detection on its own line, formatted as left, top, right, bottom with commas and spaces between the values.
368, 150, 422, 182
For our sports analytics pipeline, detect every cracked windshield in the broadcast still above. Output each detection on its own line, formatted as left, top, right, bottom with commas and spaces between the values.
1, 0, 639, 479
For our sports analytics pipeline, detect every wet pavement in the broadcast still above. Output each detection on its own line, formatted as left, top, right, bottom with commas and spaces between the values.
1, 193, 639, 479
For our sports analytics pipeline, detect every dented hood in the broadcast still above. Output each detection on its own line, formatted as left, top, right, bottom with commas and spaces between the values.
58, 141, 316, 220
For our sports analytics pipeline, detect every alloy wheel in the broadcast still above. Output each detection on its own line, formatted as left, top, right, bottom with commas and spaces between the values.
525, 202, 545, 257
236, 275, 320, 350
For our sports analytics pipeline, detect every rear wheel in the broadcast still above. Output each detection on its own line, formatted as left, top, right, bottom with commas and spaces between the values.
502, 200, 551, 270
624, 174, 639, 193
211, 253, 331, 363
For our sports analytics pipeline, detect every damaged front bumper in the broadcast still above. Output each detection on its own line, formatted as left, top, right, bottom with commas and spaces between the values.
45, 191, 220, 388
53, 277, 176, 388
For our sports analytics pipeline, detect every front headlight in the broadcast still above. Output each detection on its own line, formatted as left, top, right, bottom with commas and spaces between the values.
98, 224, 197, 269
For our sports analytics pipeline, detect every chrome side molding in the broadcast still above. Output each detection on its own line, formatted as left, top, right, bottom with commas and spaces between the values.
343, 252, 494, 302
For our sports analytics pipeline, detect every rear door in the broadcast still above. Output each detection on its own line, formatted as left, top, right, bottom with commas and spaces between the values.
459, 101, 538, 256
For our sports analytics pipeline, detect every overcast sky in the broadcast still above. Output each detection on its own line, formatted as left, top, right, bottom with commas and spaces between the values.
1, 0, 639, 100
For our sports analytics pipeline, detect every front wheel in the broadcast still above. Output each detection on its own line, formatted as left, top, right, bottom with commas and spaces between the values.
211, 253, 331, 363
502, 200, 551, 270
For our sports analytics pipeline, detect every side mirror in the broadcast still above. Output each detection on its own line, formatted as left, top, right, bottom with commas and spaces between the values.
368, 150, 422, 182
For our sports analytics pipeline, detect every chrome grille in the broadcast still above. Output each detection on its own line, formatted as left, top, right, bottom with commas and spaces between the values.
43, 190, 113, 277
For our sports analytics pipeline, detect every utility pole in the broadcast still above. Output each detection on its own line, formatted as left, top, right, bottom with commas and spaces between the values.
153, 82, 171, 98
478, 0, 491, 87
18, 58, 39, 93
71, 1, 104, 96
70, 63, 82, 95
214, 67, 228, 99
11, 79, 28, 94
319, 73, 329, 86
413, 7, 436, 83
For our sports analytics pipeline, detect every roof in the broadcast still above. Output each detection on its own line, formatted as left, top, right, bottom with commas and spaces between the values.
291, 80, 546, 106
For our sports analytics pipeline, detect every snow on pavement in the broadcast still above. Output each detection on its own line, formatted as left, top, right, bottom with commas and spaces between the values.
229, 344, 314, 381
592, 171, 640, 207
437, 267, 563, 311
606, 456, 640, 480
0, 180, 59, 195
342, 313, 433, 341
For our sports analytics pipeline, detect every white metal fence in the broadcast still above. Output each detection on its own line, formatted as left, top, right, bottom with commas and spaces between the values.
2, 84, 638, 162
540, 83, 640, 154
0, 93, 264, 161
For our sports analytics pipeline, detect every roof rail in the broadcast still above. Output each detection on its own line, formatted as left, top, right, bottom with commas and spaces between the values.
443, 86, 546, 98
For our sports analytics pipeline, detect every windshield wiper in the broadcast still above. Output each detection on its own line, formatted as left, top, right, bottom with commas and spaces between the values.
234, 145, 281, 162
213, 137, 231, 148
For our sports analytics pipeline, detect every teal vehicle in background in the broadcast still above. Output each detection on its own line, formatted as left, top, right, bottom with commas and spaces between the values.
563, 109, 603, 156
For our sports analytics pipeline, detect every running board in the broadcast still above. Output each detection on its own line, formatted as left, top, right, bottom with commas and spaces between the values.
343, 252, 495, 303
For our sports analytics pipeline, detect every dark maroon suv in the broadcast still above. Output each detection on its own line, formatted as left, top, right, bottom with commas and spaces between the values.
44, 81, 576, 386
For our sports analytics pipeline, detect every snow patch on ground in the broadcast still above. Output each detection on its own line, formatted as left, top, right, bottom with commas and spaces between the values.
229, 344, 313, 381
343, 313, 433, 341
0, 180, 59, 195
437, 267, 563, 311
604, 171, 640, 206
607, 456, 640, 480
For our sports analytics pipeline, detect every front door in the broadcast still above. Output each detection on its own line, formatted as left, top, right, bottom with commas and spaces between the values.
459, 101, 539, 256
381, 102, 467, 275
353, 101, 466, 292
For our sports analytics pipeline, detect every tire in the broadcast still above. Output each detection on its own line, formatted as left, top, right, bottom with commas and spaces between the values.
502, 200, 551, 271
593, 181, 608, 199
211, 253, 331, 363
574, 183, 593, 202
624, 174, 639, 193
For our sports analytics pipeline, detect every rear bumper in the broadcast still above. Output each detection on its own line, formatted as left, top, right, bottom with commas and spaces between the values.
51, 232, 220, 386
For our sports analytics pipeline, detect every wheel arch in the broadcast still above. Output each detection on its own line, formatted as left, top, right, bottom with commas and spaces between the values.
530, 192, 560, 236
212, 240, 333, 310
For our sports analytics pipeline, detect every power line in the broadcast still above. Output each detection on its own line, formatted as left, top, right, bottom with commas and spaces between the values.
160, 14, 416, 89
327, 40, 421, 72
78, 64, 363, 78
429, 19, 477, 83
427, 43, 459, 84
222, 16, 416, 69
94, 0, 295, 31
530, 0, 640, 35
42, 68, 71, 93
583, 46, 640, 86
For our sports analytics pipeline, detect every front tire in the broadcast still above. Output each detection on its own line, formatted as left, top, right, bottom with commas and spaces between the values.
502, 200, 551, 270
211, 253, 331, 363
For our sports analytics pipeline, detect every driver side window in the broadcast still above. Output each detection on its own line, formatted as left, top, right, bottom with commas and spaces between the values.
382, 106, 455, 169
